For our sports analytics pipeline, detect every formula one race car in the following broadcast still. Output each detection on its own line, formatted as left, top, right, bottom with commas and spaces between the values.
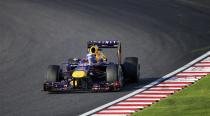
43, 40, 140, 92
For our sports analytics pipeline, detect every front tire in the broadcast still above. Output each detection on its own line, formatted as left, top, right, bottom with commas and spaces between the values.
45, 65, 60, 82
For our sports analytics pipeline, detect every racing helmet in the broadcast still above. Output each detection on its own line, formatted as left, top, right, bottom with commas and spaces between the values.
89, 45, 99, 54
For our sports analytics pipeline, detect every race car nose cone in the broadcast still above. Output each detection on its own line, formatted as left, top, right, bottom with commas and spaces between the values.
72, 70, 87, 78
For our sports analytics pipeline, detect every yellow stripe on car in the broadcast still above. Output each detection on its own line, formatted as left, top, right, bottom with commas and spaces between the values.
72, 70, 87, 78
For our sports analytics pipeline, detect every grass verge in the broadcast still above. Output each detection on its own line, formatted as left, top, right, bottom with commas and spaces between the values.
133, 75, 210, 116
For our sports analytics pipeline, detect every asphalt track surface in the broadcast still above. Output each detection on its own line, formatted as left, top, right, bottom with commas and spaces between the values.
1, 0, 210, 116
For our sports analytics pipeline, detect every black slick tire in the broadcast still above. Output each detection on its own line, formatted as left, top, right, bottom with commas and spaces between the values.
123, 57, 140, 82
45, 65, 60, 82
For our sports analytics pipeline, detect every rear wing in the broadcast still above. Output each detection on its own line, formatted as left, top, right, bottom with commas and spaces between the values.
87, 40, 122, 64
87, 40, 119, 48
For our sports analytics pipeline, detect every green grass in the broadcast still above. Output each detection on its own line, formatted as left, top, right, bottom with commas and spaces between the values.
133, 75, 210, 116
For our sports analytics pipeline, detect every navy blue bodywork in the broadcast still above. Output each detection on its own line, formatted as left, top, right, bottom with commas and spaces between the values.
43, 41, 122, 92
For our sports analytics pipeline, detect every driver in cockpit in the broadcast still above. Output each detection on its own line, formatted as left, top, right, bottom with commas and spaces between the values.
86, 45, 107, 65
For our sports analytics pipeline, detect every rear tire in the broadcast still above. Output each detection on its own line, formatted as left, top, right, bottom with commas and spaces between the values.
123, 57, 140, 82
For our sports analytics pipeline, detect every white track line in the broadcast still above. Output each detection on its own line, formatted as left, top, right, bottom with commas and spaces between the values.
80, 51, 210, 116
